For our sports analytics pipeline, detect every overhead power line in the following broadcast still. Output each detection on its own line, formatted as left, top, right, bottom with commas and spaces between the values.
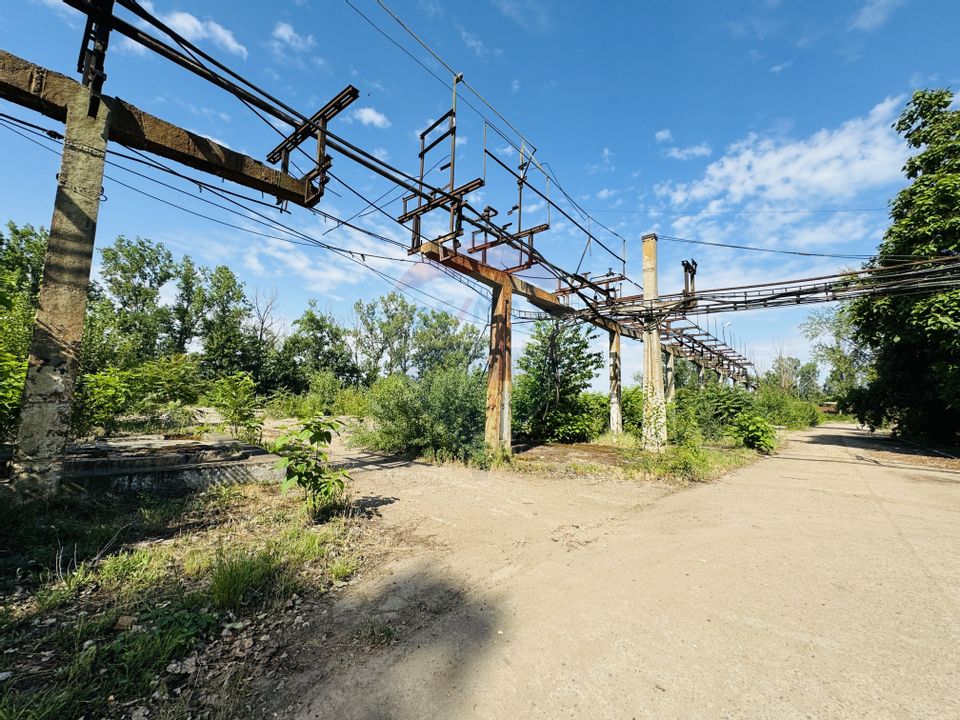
0, 113, 521, 332
657, 234, 928, 261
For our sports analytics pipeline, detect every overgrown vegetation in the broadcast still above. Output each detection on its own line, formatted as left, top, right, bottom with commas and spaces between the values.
843, 89, 960, 444
357, 368, 488, 464
0, 483, 361, 718
513, 319, 605, 442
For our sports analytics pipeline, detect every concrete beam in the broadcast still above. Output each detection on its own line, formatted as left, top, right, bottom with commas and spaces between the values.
0, 49, 311, 205
609, 329, 622, 434
10, 84, 110, 495
641, 234, 666, 453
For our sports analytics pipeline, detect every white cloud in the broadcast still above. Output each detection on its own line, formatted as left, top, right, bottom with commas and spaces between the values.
588, 147, 615, 174
511, 79, 521, 94
352, 107, 391, 129
664, 142, 713, 161
271, 21, 315, 53
418, 0, 443, 17
164, 10, 247, 58
654, 128, 673, 143
373, 147, 390, 162
269, 21, 331, 72
244, 250, 266, 275
770, 61, 793, 74
851, 0, 903, 31
658, 96, 906, 207
492, 0, 551, 33
117, 36, 148, 56
495, 144, 516, 158
456, 24, 491, 57
596, 188, 618, 200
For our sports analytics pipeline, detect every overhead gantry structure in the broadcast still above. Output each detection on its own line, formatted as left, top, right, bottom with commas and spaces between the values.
0, 1, 751, 496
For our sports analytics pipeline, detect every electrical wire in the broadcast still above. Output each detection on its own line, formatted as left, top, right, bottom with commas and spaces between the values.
0, 114, 523, 334
657, 234, 934, 261
92, 1, 633, 306
346, 0, 635, 272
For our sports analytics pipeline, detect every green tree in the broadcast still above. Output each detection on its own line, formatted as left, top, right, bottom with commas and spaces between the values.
801, 306, 871, 400
351, 292, 417, 381
285, 300, 359, 387
200, 265, 252, 376
411, 309, 482, 376
162, 255, 208, 354
796, 362, 822, 402
98, 236, 175, 364
513, 319, 604, 440
673, 357, 702, 391
0, 222, 47, 359
379, 292, 417, 376
848, 89, 960, 442
765, 354, 802, 396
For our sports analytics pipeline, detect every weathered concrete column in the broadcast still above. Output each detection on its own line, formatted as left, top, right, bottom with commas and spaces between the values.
697, 363, 706, 387
641, 233, 666, 453
484, 282, 512, 451
608, 329, 622, 434
665, 349, 676, 402
12, 86, 111, 495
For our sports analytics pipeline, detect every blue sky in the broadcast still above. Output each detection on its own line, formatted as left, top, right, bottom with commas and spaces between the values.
2, 0, 959, 386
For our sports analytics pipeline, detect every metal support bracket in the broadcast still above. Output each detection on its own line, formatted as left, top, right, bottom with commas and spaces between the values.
266, 85, 359, 207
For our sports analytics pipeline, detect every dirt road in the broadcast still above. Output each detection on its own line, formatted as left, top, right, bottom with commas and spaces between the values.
277, 424, 960, 719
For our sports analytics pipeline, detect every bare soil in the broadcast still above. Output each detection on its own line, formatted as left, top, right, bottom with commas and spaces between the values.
249, 423, 960, 719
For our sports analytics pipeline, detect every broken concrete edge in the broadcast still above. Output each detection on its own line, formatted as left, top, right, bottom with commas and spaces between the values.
0, 443, 284, 499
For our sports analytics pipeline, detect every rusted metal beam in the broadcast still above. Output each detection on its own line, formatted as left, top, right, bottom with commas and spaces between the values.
398, 177, 484, 224
485, 283, 511, 450
0, 49, 312, 205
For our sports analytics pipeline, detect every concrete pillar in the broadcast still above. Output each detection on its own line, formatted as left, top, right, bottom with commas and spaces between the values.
641, 233, 666, 453
665, 350, 676, 402
484, 282, 512, 451
608, 329, 622, 434
12, 86, 111, 496
697, 363, 705, 388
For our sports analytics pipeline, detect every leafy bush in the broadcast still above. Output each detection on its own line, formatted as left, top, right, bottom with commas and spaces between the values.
132, 354, 204, 409
622, 385, 644, 436
330, 386, 369, 417
419, 368, 486, 462
272, 417, 349, 519
754, 384, 821, 429
358, 368, 486, 463
514, 379, 608, 443
209, 372, 262, 442
659, 444, 714, 482
0, 351, 26, 440
360, 374, 426, 454
263, 388, 320, 419
263, 374, 367, 420
539, 392, 608, 443
72, 368, 132, 437
667, 400, 703, 446
731, 412, 776, 454
672, 385, 756, 441
307, 369, 342, 412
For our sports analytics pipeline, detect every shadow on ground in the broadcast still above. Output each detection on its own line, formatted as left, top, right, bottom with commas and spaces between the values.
268, 563, 499, 720
775, 424, 960, 476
